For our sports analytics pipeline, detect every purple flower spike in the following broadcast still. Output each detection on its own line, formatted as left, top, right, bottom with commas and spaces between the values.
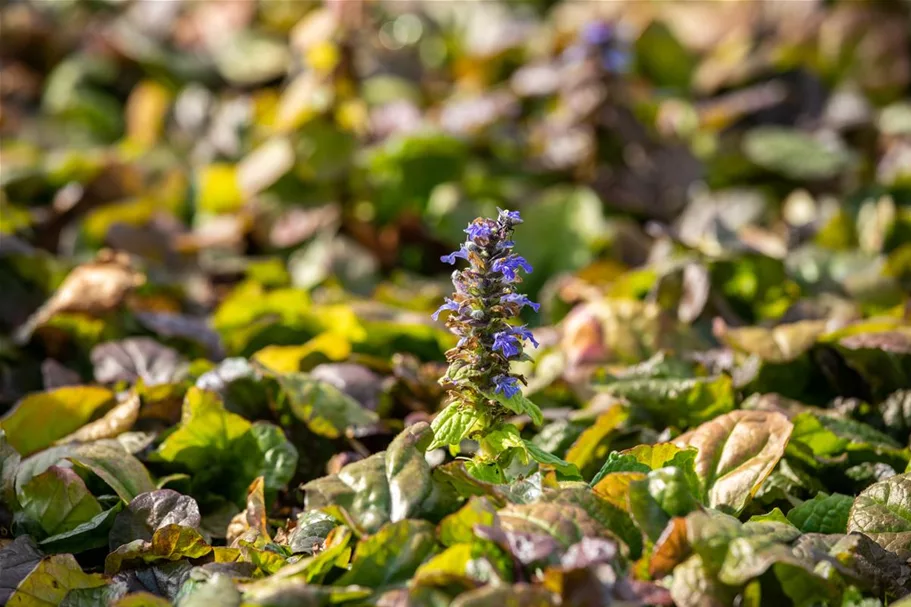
493, 375, 520, 398
432, 298, 460, 321
492, 331, 522, 358
492, 255, 533, 282
501, 293, 540, 312
441, 246, 469, 265
434, 211, 538, 417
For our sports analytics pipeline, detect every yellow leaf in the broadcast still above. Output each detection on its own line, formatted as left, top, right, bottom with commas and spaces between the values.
197, 164, 244, 214
253, 333, 352, 373
1, 386, 115, 456
125, 80, 172, 149
592, 471, 647, 510
56, 392, 140, 444
565, 406, 628, 477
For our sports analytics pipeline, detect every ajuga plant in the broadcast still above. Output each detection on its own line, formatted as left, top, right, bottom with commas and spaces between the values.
427, 209, 580, 483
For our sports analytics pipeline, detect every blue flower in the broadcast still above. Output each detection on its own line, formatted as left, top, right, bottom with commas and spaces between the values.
582, 22, 614, 46
501, 293, 540, 312
602, 48, 631, 73
432, 298, 460, 321
493, 375, 520, 399
465, 222, 493, 241
441, 246, 469, 265
509, 325, 539, 348
497, 208, 522, 224
492, 330, 522, 358
492, 255, 533, 281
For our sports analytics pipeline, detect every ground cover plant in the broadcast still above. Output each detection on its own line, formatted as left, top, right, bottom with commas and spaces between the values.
1, 0, 911, 605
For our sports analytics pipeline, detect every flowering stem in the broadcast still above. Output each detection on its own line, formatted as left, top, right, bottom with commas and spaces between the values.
429, 210, 579, 482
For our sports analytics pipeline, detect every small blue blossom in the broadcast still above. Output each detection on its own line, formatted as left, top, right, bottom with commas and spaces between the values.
500, 293, 540, 312
492, 255, 533, 281
493, 375, 520, 398
496, 240, 515, 251
492, 330, 522, 358
465, 222, 494, 241
497, 208, 523, 224
602, 48, 631, 73
432, 298, 460, 321
509, 325, 539, 348
441, 246, 469, 265
582, 22, 614, 46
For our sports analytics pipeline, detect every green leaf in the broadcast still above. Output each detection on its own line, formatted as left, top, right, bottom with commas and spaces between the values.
287, 511, 338, 555
0, 386, 115, 456
18, 466, 103, 537
522, 440, 581, 480
718, 535, 840, 605
629, 467, 701, 542
386, 422, 434, 522
303, 453, 390, 534
675, 410, 793, 514
271, 526, 353, 585
748, 508, 793, 526
428, 403, 488, 451
105, 524, 212, 575
155, 388, 251, 470
743, 126, 852, 180
8, 554, 106, 607
465, 460, 506, 484
276, 373, 379, 439
590, 453, 650, 486
598, 375, 735, 429
154, 388, 297, 504
591, 442, 698, 486
439, 497, 498, 547
39, 503, 123, 554
246, 422, 298, 499
479, 425, 525, 457
336, 519, 438, 588
66, 441, 155, 503
787, 492, 853, 533
848, 473, 911, 557
634, 21, 695, 90
303, 424, 458, 534
483, 389, 544, 427
669, 554, 738, 607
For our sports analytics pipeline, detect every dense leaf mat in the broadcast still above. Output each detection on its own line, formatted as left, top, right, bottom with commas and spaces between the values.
1, 1, 911, 606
